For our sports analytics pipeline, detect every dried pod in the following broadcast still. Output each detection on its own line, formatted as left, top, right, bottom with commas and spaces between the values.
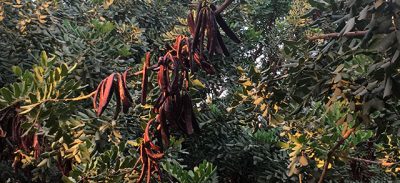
93, 79, 105, 111
182, 93, 197, 134
122, 69, 133, 102
211, 4, 241, 44
193, 8, 204, 51
187, 11, 196, 36
199, 8, 208, 57
137, 145, 147, 183
114, 76, 121, 119
146, 158, 152, 183
171, 59, 180, 93
207, 8, 218, 56
117, 74, 129, 113
157, 109, 169, 148
215, 28, 230, 56
97, 74, 115, 116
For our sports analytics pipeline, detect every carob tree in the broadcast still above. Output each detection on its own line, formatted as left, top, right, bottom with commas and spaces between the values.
91, 0, 240, 182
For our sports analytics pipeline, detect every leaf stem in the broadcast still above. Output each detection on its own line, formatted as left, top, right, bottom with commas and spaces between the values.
19, 92, 95, 114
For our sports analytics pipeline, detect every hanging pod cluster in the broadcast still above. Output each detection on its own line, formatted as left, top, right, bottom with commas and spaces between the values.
188, 1, 241, 58
91, 1, 240, 182
0, 102, 42, 168
92, 69, 133, 119
135, 38, 202, 183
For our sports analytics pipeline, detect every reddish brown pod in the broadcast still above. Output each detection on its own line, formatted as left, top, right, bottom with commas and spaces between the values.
92, 69, 132, 118
91, 1, 241, 182
190, 1, 241, 58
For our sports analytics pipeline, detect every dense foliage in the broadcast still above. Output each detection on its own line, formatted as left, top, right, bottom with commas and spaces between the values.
1, 0, 400, 182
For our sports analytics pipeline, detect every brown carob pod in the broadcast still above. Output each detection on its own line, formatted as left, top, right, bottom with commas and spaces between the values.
175, 36, 183, 59
122, 70, 133, 105
153, 93, 166, 114
143, 120, 164, 160
157, 109, 169, 148
187, 11, 196, 36
182, 93, 199, 135
119, 71, 132, 113
113, 76, 121, 119
193, 8, 204, 51
137, 144, 147, 183
93, 79, 104, 111
211, 4, 240, 44
207, 8, 218, 56
92, 69, 133, 118
97, 73, 115, 116
170, 57, 181, 93
199, 8, 208, 58
146, 158, 151, 183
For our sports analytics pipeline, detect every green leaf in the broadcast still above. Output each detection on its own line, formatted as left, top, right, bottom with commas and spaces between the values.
13, 83, 21, 98
54, 68, 61, 82
12, 66, 23, 76
192, 79, 206, 89
28, 93, 38, 103
41, 51, 48, 66
0, 88, 13, 102
61, 64, 69, 76
34, 67, 44, 83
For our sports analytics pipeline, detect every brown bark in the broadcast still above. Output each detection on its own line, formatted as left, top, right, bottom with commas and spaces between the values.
215, 0, 234, 14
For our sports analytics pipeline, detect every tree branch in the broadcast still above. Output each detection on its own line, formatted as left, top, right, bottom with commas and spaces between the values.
308, 31, 368, 40
318, 122, 360, 183
215, 0, 234, 14
338, 155, 400, 166
308, 27, 397, 40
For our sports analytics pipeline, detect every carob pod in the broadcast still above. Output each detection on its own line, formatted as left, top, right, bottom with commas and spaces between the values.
182, 93, 196, 134
211, 4, 241, 44
113, 76, 121, 119
187, 11, 196, 36
207, 7, 218, 56
137, 144, 148, 183
199, 8, 208, 59
97, 73, 115, 117
121, 69, 133, 113
93, 79, 105, 112
193, 5, 204, 51
215, 27, 230, 56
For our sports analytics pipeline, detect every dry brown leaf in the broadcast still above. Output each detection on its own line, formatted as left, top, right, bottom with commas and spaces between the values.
103, 0, 114, 9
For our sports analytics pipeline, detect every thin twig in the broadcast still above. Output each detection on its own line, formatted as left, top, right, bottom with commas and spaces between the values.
308, 31, 368, 40
338, 155, 400, 166
308, 27, 397, 40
